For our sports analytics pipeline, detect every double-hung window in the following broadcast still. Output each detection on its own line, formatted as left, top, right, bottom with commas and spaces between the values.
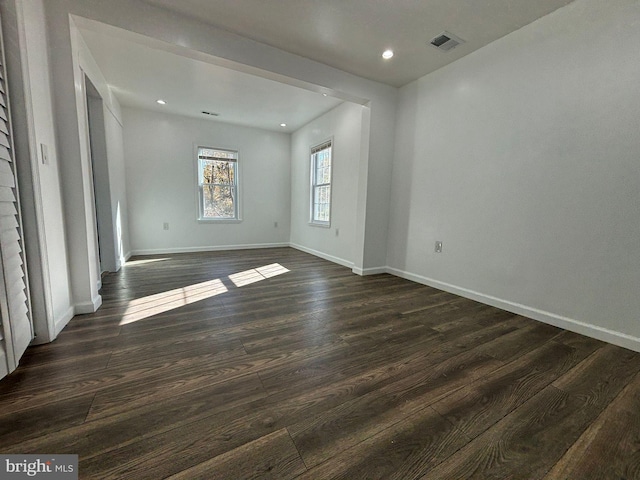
197, 147, 239, 220
310, 140, 332, 226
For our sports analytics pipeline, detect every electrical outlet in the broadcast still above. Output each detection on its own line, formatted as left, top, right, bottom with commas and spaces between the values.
435, 241, 443, 253
163, 222, 169, 230
335, 228, 340, 237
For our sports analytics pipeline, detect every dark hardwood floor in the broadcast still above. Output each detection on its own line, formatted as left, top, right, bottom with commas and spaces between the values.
1, 247, 639, 479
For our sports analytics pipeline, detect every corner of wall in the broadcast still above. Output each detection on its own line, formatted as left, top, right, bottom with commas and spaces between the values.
74, 293, 103, 315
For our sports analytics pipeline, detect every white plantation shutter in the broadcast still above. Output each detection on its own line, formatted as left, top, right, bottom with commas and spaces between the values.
0, 15, 32, 379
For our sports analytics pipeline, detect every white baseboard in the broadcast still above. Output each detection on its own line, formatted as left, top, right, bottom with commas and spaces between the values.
75, 294, 103, 315
130, 243, 289, 256
289, 243, 354, 269
114, 251, 133, 271
352, 266, 387, 276
386, 267, 640, 353
53, 306, 75, 338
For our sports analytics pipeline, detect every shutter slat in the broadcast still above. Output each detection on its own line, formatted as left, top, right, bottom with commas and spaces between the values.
3, 252, 23, 272
0, 188, 15, 202
1, 239, 21, 258
0, 173, 13, 188
8, 286, 26, 304
0, 132, 9, 149
0, 190, 14, 202
9, 306, 29, 327
0, 203, 15, 216
0, 214, 18, 230
0, 160, 11, 175
0, 228, 19, 244
9, 275, 25, 295
9, 291, 26, 312
7, 273, 26, 297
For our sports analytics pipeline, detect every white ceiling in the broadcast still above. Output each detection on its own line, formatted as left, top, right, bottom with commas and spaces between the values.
78, 25, 344, 132
140, 0, 576, 87
78, 0, 575, 132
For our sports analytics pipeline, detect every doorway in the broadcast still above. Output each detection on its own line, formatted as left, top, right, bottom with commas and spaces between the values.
84, 75, 117, 274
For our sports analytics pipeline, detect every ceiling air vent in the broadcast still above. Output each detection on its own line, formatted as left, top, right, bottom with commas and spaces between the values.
429, 31, 465, 52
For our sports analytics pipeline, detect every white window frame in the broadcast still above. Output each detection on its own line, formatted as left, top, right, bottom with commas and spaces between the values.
309, 139, 333, 227
196, 146, 241, 222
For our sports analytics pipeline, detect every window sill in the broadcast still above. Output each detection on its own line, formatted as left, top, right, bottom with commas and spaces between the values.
309, 222, 331, 228
198, 218, 243, 224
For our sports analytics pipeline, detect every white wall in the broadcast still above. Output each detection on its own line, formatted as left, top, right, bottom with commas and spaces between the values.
123, 107, 290, 254
290, 102, 363, 267
43, 0, 397, 273
1, 0, 75, 342
21, 0, 74, 333
387, 0, 640, 350
35, 11, 130, 314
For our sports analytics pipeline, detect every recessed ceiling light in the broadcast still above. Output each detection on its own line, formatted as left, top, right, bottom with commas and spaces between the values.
156, 99, 166, 105
382, 49, 394, 60
280, 123, 287, 127
322, 93, 328, 97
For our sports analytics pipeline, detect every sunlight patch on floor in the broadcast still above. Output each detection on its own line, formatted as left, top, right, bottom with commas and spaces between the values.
119, 279, 228, 325
229, 263, 290, 287
118, 263, 290, 325
125, 257, 170, 266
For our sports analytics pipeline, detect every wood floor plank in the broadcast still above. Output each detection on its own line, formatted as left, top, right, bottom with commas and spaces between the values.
77, 401, 282, 478
76, 348, 462, 476
544, 371, 640, 480
420, 386, 570, 480
0, 393, 96, 450
552, 342, 640, 396
421, 344, 640, 480
0, 352, 111, 397
105, 335, 246, 370
167, 429, 306, 480
475, 320, 562, 362
86, 340, 344, 421
255, 314, 519, 395
0, 343, 250, 418
431, 338, 600, 441
6, 373, 267, 459
295, 406, 467, 480
288, 348, 503, 468
77, 346, 493, 477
